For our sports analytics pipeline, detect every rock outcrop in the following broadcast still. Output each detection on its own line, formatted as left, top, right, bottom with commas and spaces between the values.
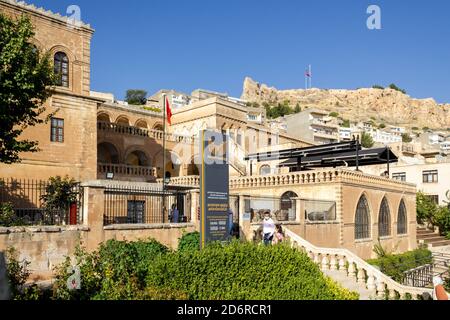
241, 77, 450, 129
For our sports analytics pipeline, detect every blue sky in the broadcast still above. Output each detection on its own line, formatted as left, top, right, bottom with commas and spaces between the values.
30, 0, 450, 103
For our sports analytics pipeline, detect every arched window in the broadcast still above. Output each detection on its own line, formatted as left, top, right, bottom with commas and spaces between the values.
54, 52, 69, 87
378, 197, 391, 237
259, 165, 271, 176
397, 200, 408, 235
280, 191, 298, 221
355, 195, 371, 240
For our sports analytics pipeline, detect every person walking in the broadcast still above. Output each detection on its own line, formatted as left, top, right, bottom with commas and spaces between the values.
262, 211, 275, 246
170, 203, 179, 223
272, 224, 284, 245
228, 208, 234, 236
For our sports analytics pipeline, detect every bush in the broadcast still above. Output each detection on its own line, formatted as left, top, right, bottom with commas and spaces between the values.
329, 112, 339, 118
146, 241, 358, 300
178, 232, 200, 252
52, 239, 170, 300
367, 248, 432, 282
0, 202, 24, 227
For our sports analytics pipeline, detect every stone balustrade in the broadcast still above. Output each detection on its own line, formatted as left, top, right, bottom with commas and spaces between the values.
284, 227, 435, 300
97, 121, 194, 144
98, 163, 157, 178
229, 168, 417, 192
157, 176, 200, 187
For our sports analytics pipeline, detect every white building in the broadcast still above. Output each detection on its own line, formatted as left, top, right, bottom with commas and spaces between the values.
369, 130, 402, 145
389, 162, 450, 206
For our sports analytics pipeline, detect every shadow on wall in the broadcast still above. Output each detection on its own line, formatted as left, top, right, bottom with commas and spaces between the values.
0, 252, 11, 300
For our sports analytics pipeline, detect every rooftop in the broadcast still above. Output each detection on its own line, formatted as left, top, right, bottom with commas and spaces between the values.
1, 0, 93, 31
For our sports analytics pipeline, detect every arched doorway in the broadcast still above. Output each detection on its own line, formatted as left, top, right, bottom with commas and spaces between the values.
280, 191, 298, 221
98, 142, 119, 164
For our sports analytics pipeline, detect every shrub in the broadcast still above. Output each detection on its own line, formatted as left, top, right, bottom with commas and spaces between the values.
5, 247, 44, 300
146, 241, 358, 300
0, 202, 24, 227
329, 112, 339, 118
178, 232, 200, 252
367, 248, 432, 283
52, 239, 169, 300
402, 133, 413, 143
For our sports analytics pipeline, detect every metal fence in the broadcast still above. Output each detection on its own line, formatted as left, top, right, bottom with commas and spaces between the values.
103, 185, 189, 225
403, 264, 434, 288
0, 178, 84, 226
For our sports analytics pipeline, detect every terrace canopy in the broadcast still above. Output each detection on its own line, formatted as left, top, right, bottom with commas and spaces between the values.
245, 141, 398, 172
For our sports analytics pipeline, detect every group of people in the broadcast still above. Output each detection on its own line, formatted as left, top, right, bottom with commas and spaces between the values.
261, 211, 284, 245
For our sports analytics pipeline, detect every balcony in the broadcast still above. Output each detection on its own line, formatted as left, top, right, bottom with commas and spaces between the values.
98, 163, 157, 182
97, 121, 194, 144
311, 119, 340, 129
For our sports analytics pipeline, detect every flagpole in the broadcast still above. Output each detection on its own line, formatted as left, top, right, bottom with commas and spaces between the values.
309, 64, 312, 89
162, 93, 167, 222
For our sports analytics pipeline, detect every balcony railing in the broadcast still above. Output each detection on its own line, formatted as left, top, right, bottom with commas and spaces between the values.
97, 122, 194, 144
98, 163, 157, 178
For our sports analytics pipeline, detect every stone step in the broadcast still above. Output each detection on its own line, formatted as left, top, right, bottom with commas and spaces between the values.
421, 236, 449, 243
417, 230, 437, 236
417, 234, 442, 239
429, 240, 450, 247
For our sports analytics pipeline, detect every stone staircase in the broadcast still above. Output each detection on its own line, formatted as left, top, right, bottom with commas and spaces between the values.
417, 227, 450, 248
284, 227, 437, 300
323, 269, 377, 300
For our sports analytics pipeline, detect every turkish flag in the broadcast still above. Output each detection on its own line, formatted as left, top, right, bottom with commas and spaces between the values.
166, 97, 172, 125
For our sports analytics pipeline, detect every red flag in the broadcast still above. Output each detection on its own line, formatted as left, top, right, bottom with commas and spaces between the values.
165, 97, 172, 125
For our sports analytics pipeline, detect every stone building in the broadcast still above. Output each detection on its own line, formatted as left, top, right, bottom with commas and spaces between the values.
0, 0, 420, 267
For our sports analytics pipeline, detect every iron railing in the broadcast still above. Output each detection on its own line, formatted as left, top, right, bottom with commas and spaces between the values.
103, 185, 189, 225
403, 264, 434, 288
0, 178, 84, 226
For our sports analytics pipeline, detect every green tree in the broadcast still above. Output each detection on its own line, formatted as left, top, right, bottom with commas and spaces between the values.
361, 132, 374, 148
379, 123, 386, 129
402, 133, 413, 143
372, 85, 384, 90
294, 103, 301, 113
342, 119, 350, 128
388, 83, 406, 94
0, 14, 55, 164
125, 90, 148, 105
40, 176, 78, 214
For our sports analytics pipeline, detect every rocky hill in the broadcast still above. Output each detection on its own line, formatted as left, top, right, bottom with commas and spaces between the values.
241, 77, 450, 130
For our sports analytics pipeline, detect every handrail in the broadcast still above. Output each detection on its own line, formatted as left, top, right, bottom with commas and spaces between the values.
284, 227, 435, 299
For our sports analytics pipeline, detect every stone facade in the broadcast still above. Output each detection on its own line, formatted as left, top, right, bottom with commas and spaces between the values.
0, 0, 100, 182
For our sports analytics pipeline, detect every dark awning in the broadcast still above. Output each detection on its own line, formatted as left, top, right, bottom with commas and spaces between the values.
279, 147, 398, 169
245, 141, 360, 162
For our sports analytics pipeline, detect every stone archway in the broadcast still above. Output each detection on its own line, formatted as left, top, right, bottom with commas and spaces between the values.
125, 150, 151, 167
98, 142, 120, 164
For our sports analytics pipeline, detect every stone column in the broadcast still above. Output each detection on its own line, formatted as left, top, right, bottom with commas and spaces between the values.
82, 182, 106, 252
238, 194, 251, 241
190, 190, 200, 230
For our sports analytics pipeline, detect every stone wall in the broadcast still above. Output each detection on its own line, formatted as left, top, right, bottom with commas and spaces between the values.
0, 223, 197, 282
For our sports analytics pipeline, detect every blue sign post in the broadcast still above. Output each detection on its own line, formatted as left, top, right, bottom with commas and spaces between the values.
200, 130, 230, 249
